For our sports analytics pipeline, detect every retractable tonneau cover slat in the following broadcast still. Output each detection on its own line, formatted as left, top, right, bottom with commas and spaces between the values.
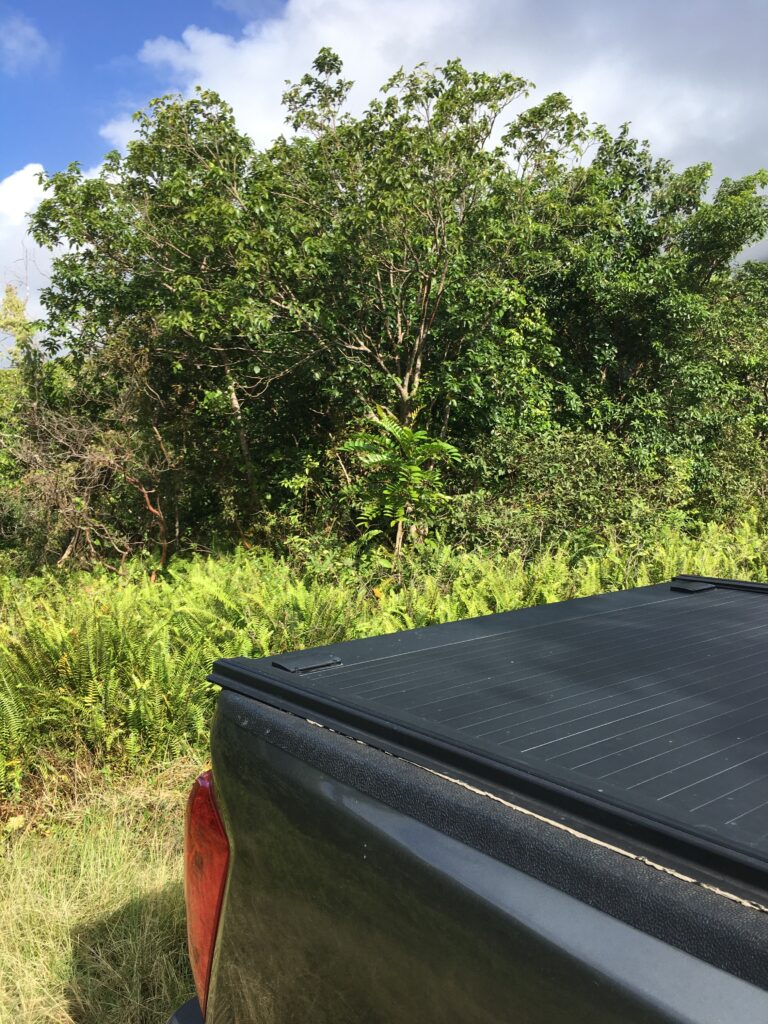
210, 576, 768, 885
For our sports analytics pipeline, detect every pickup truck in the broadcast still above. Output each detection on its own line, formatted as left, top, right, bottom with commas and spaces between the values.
168, 576, 768, 1024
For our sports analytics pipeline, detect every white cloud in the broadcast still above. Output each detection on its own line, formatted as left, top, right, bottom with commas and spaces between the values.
137, 0, 474, 149
0, 164, 43, 228
99, 114, 136, 151
0, 13, 50, 76
130, 0, 768, 184
0, 164, 50, 346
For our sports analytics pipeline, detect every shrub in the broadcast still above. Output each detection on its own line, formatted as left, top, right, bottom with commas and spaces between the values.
450, 428, 693, 550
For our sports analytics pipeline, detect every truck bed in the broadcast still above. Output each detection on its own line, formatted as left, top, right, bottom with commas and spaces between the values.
210, 576, 768, 889
206, 688, 768, 1022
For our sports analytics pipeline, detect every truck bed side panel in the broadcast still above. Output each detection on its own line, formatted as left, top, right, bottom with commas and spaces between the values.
207, 691, 768, 1024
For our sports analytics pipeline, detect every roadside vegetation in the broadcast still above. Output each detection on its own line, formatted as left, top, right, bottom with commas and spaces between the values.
2, 51, 768, 576
1, 47, 768, 1023
3, 518, 768, 798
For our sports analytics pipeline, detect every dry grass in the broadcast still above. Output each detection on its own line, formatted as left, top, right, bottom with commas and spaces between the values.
0, 758, 201, 1024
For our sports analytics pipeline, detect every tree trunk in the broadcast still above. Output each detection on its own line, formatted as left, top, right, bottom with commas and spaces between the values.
226, 370, 257, 504
393, 519, 405, 561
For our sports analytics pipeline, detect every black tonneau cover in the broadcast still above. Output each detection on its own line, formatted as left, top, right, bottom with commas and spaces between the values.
210, 576, 768, 882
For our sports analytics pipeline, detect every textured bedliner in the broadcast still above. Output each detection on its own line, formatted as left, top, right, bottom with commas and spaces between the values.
210, 576, 768, 875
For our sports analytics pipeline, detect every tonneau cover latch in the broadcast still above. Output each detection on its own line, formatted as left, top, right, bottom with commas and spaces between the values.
671, 579, 716, 594
271, 652, 342, 674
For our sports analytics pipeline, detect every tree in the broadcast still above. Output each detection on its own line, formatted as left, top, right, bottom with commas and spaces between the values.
521, 132, 768, 454
0, 285, 37, 353
10, 51, 768, 566
25, 92, 283, 560
266, 53, 555, 434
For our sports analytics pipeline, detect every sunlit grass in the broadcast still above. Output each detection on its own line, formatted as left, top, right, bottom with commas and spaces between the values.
0, 759, 198, 1024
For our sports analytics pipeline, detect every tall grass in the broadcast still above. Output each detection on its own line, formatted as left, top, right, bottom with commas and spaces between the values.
2, 517, 768, 796
0, 761, 195, 1024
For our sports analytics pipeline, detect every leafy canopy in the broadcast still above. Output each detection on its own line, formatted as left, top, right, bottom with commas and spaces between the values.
1, 49, 765, 566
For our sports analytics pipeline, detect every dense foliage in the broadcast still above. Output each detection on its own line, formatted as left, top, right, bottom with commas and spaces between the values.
1, 51, 767, 568
2, 519, 768, 796
2, 49, 768, 790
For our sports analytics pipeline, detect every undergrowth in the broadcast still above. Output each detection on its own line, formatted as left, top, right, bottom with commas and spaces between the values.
2, 516, 768, 797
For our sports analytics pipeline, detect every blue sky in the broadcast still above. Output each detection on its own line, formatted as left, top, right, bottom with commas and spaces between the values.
1, 0, 767, 327
0, 1, 274, 179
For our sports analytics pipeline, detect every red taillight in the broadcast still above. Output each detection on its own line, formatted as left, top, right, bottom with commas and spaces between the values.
185, 770, 230, 1016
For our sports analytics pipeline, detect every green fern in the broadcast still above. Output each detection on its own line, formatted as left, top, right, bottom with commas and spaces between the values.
4, 517, 768, 796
